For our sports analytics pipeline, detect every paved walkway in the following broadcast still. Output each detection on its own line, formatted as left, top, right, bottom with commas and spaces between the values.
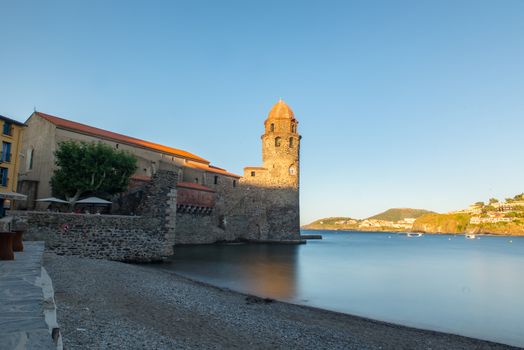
0, 242, 59, 350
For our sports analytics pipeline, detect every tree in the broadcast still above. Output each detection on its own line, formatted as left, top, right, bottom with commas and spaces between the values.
51, 141, 138, 204
488, 198, 499, 204
514, 193, 524, 201
474, 201, 485, 207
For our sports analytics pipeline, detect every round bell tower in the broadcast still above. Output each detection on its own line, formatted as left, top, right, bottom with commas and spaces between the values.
261, 99, 300, 188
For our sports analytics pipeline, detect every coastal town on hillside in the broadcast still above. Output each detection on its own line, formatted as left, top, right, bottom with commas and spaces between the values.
304, 194, 524, 235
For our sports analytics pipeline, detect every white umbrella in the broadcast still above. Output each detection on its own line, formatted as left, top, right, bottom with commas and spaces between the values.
35, 197, 69, 203
0, 192, 28, 201
76, 197, 112, 204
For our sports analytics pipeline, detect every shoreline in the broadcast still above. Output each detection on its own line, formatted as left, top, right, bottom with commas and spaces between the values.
44, 252, 519, 349
301, 228, 524, 237
154, 266, 519, 347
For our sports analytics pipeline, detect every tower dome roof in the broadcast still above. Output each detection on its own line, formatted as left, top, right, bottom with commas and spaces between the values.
267, 99, 295, 120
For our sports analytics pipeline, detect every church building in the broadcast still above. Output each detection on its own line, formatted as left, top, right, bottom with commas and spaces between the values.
17, 100, 302, 243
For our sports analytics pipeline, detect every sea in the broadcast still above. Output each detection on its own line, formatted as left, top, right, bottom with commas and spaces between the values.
156, 231, 524, 347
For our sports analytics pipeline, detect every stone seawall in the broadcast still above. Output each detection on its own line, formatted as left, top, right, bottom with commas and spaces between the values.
11, 211, 169, 262
10, 170, 178, 262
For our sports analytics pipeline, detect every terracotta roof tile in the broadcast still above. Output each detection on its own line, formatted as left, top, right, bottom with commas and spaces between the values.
35, 111, 209, 164
186, 161, 241, 178
177, 181, 216, 193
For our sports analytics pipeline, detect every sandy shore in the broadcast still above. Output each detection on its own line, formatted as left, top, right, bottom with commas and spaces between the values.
43, 253, 517, 350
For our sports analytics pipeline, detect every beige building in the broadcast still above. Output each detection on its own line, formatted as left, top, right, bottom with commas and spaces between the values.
17, 111, 239, 208
0, 114, 25, 193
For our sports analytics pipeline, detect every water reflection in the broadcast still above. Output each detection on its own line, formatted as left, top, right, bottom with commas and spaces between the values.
159, 232, 524, 347
169, 244, 299, 299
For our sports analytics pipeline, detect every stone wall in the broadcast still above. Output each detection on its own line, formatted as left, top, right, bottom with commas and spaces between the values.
13, 170, 178, 262
13, 211, 167, 262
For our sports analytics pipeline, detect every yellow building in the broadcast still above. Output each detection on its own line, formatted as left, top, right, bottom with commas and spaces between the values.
0, 115, 25, 193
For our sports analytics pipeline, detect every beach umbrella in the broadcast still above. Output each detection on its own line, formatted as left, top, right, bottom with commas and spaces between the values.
75, 197, 112, 204
0, 192, 28, 201
35, 197, 69, 203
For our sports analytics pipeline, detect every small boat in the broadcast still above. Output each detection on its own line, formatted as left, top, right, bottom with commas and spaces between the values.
406, 232, 423, 237
465, 234, 476, 240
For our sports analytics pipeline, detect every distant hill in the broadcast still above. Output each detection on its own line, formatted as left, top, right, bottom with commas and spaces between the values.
366, 208, 433, 222
305, 217, 357, 226
302, 208, 433, 232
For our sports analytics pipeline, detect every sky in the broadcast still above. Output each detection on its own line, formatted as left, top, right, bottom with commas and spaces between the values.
1, 0, 523, 224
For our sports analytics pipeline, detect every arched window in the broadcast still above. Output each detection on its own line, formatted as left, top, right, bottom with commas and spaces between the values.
275, 137, 281, 147
289, 166, 296, 175
291, 124, 296, 133
270, 123, 275, 132
289, 137, 293, 148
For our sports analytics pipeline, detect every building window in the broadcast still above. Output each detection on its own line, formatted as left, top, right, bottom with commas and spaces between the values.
289, 166, 296, 175
115, 144, 119, 149
233, 180, 236, 187
270, 123, 274, 132
275, 137, 281, 147
0, 167, 8, 187
27, 148, 34, 170
2, 122, 12, 136
214, 175, 218, 184
289, 137, 293, 148
291, 124, 296, 133
1, 142, 11, 162
251, 171, 255, 177
194, 177, 199, 183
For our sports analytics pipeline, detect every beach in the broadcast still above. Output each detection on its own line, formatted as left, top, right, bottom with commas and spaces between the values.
43, 253, 517, 350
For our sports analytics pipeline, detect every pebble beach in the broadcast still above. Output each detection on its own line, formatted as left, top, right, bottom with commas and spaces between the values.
43, 253, 518, 350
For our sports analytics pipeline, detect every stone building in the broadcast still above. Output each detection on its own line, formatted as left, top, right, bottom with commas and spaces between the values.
17, 100, 302, 243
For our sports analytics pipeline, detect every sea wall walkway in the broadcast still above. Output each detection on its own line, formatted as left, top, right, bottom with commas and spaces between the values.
0, 242, 60, 350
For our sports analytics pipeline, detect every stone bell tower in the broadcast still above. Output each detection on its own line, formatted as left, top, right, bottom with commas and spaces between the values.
241, 99, 301, 241
261, 99, 300, 188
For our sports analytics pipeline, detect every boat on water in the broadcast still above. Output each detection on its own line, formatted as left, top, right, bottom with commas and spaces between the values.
465, 234, 476, 239
406, 232, 423, 237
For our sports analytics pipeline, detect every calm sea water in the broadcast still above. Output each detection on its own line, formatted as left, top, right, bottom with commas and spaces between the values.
158, 231, 524, 347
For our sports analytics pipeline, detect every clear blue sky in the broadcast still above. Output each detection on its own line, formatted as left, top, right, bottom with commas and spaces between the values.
1, 0, 523, 224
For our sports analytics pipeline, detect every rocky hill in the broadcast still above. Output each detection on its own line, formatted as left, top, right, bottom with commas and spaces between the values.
413, 194, 524, 235
367, 208, 433, 221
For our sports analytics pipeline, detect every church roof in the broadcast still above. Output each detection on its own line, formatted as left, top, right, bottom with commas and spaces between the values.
34, 111, 210, 164
186, 161, 241, 179
267, 99, 295, 120
177, 181, 216, 193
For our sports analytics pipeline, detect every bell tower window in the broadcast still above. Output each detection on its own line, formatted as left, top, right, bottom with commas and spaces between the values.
291, 124, 296, 133
289, 137, 293, 148
275, 137, 281, 147
270, 123, 274, 132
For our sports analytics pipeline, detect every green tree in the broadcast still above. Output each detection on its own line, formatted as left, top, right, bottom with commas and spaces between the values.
51, 141, 137, 204
489, 198, 499, 204
474, 201, 485, 207
514, 193, 524, 201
